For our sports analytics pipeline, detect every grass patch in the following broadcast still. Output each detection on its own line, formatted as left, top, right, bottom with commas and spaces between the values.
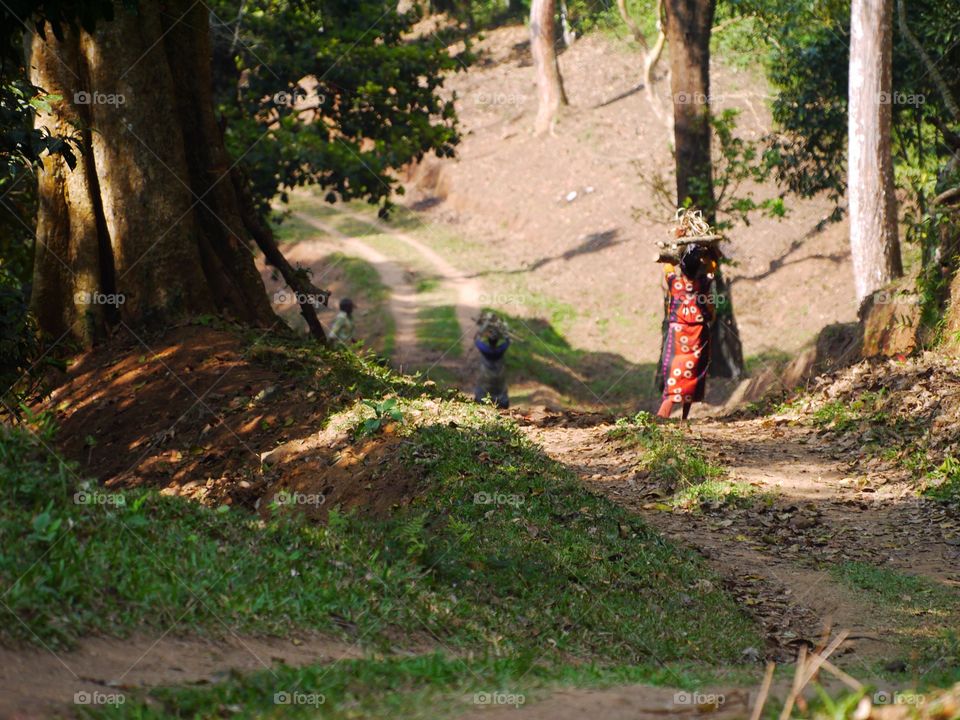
607, 413, 754, 508
608, 412, 723, 487
830, 562, 958, 612
499, 312, 657, 408
743, 349, 791, 377
326, 251, 395, 357
922, 456, 960, 504
830, 561, 960, 681
334, 252, 388, 304
415, 275, 440, 294
416, 305, 463, 357
335, 215, 380, 237
804, 389, 957, 504
270, 212, 325, 245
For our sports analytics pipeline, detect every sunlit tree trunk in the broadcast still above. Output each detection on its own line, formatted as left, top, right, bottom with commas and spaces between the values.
29, 1, 304, 345
848, 0, 902, 304
531, 0, 568, 136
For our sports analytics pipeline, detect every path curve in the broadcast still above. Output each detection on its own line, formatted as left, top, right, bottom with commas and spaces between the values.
335, 208, 484, 358
293, 212, 421, 370
516, 408, 960, 664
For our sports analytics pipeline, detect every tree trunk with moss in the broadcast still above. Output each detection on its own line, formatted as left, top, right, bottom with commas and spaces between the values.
30, 1, 321, 345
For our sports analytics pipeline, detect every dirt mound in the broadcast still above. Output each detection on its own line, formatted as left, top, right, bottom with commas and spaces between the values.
38, 324, 423, 517
259, 432, 424, 520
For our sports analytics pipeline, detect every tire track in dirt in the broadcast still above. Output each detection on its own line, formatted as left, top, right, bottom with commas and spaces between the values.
335, 208, 483, 358
292, 207, 483, 376
292, 212, 421, 370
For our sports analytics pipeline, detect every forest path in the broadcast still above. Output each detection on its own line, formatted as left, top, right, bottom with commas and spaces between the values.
293, 205, 483, 380
0, 633, 366, 717
290, 203, 959, 668
515, 408, 960, 670
292, 212, 421, 369
279, 203, 960, 711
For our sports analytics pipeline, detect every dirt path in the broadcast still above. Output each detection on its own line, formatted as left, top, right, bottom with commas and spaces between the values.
0, 633, 363, 718
292, 213, 422, 370
286, 203, 960, 668
291, 206, 485, 381
516, 409, 960, 668
334, 208, 484, 357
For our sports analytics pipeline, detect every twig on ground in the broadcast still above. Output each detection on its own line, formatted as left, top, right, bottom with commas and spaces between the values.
749, 661, 776, 720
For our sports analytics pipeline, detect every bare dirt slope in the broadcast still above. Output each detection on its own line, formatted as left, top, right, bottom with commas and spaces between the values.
402, 26, 857, 371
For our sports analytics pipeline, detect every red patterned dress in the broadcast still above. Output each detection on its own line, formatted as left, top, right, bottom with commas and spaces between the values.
660, 265, 712, 405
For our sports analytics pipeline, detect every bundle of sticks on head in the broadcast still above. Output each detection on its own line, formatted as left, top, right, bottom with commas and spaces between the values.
654, 208, 724, 264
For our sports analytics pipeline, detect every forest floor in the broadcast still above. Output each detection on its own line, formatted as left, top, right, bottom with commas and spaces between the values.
270, 200, 960, 679
9, 194, 957, 720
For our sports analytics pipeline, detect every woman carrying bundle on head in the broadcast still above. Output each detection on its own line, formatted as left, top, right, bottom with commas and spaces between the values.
656, 210, 720, 422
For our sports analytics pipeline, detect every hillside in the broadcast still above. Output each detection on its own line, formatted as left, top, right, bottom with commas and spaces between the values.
399, 25, 857, 377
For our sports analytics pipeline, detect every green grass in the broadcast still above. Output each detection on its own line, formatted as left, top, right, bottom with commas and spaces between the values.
810, 391, 894, 433
830, 562, 959, 612
499, 312, 657, 408
334, 252, 388, 303
334, 215, 380, 237
803, 389, 960, 505
270, 212, 325, 245
922, 455, 960, 503
606, 412, 752, 507
416, 305, 463, 357
830, 561, 960, 683
743, 349, 791, 377
415, 275, 440, 294
329, 251, 396, 357
1, 338, 759, 668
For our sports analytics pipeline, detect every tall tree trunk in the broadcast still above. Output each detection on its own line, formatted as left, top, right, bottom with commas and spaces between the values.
29, 1, 323, 345
663, 0, 716, 214
531, 0, 568, 136
848, 0, 902, 304
662, 0, 743, 379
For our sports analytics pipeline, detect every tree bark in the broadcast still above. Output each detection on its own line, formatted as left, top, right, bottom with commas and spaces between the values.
663, 0, 716, 216
617, 0, 649, 49
660, 0, 742, 378
531, 0, 568, 136
29, 1, 307, 344
848, 0, 902, 304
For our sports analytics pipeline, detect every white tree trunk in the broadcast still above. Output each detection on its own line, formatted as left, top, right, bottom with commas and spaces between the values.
848, 0, 902, 304
531, 0, 567, 136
